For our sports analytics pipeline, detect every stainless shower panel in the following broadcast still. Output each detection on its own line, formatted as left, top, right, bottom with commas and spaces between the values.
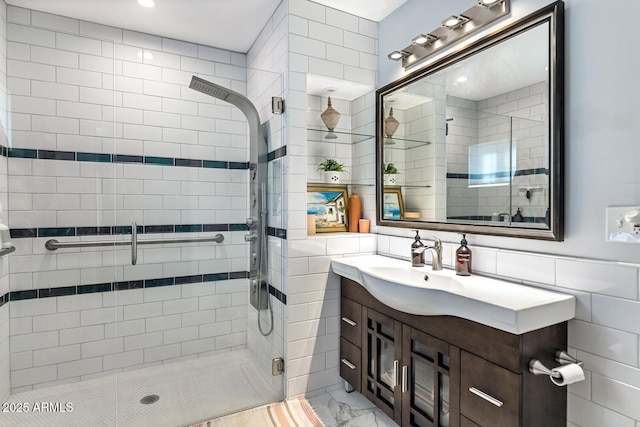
188, 76, 272, 333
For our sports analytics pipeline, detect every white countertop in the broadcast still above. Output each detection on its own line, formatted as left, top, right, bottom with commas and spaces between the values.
331, 255, 576, 335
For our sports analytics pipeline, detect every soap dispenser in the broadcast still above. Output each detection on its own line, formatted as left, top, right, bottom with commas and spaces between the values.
513, 207, 524, 222
455, 234, 472, 276
411, 230, 425, 267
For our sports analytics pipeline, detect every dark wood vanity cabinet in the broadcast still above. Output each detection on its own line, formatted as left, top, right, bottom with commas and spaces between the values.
340, 278, 567, 427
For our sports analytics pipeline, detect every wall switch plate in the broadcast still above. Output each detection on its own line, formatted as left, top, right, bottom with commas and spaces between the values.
606, 206, 640, 243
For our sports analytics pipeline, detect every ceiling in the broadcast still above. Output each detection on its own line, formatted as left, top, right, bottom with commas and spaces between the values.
5, 0, 406, 53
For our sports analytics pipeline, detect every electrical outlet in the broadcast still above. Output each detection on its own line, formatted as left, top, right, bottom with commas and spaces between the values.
606, 206, 640, 243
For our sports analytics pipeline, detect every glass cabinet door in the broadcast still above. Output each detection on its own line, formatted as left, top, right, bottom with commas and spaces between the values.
363, 308, 403, 424
402, 326, 452, 427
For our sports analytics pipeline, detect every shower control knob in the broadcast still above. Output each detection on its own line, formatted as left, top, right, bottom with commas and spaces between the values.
244, 233, 258, 242
246, 217, 257, 228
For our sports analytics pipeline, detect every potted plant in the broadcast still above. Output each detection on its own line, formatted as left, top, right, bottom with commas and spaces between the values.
383, 163, 399, 185
318, 158, 346, 183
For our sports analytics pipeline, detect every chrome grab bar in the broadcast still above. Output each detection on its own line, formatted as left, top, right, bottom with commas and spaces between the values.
131, 222, 137, 265
45, 233, 225, 251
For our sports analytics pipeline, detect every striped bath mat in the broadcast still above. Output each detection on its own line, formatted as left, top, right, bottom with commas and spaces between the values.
190, 398, 324, 427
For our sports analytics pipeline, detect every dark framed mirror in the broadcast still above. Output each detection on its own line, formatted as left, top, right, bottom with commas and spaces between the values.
376, 1, 564, 241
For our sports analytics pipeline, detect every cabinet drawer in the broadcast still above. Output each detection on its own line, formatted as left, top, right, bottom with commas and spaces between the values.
340, 337, 361, 391
460, 351, 521, 427
341, 297, 361, 347
461, 415, 481, 427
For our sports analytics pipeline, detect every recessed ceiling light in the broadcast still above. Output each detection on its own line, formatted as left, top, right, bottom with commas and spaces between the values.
456, 76, 468, 83
137, 0, 155, 8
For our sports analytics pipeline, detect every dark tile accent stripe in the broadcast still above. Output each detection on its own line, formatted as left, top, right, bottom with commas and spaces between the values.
0, 270, 291, 309
8, 148, 37, 158
203, 224, 228, 232
4, 148, 251, 171
203, 160, 228, 169
175, 158, 203, 168
176, 224, 203, 233
446, 168, 549, 180
144, 225, 174, 234
78, 283, 112, 294
229, 271, 249, 279
114, 280, 144, 291
39, 227, 75, 238
267, 145, 287, 162
39, 286, 76, 298
269, 285, 286, 305
11, 228, 37, 238
78, 152, 111, 163
203, 273, 229, 282
145, 156, 174, 166
9, 290, 37, 301
145, 278, 174, 288
229, 223, 249, 232
267, 227, 287, 239
112, 154, 143, 163
447, 215, 547, 223
12, 223, 247, 239
229, 162, 249, 170
39, 150, 75, 161
175, 275, 203, 285
77, 226, 112, 236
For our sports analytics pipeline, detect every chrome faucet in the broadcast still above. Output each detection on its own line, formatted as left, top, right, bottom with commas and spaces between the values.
425, 236, 443, 270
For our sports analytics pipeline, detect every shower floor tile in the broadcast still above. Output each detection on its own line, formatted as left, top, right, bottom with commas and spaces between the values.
1, 349, 282, 427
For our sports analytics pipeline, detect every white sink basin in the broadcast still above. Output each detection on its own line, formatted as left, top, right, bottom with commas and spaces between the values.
331, 255, 575, 335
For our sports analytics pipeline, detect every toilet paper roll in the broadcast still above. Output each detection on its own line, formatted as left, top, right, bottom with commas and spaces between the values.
550, 363, 585, 386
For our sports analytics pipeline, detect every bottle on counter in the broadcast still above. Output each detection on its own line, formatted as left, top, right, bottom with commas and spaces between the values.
411, 230, 425, 267
455, 234, 472, 276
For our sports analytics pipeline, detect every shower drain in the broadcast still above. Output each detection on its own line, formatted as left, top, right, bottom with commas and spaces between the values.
140, 395, 160, 405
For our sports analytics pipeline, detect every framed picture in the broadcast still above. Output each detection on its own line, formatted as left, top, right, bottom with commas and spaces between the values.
307, 184, 349, 233
383, 186, 404, 220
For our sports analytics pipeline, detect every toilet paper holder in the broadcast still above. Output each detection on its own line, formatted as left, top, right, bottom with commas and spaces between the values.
529, 351, 583, 378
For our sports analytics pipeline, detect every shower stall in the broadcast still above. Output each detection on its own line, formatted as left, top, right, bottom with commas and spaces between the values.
0, 11, 285, 427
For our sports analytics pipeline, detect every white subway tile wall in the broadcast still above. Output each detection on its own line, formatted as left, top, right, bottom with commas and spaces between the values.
4, 5, 256, 391
284, 0, 378, 398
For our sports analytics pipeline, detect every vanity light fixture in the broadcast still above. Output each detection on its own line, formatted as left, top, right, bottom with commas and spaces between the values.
387, 50, 410, 61
412, 33, 438, 46
387, 0, 510, 69
441, 15, 470, 30
477, 0, 505, 8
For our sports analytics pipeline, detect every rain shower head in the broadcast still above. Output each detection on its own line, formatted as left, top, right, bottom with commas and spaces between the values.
188, 75, 261, 131
189, 76, 230, 101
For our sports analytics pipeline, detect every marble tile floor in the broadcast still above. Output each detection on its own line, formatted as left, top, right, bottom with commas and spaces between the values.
308, 388, 399, 427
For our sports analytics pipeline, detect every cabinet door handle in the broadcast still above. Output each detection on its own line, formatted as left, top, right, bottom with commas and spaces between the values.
402, 365, 408, 393
393, 360, 399, 387
468, 387, 504, 407
341, 317, 357, 326
341, 358, 356, 370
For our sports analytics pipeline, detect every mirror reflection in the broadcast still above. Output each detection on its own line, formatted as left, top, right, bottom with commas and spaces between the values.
378, 15, 560, 239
